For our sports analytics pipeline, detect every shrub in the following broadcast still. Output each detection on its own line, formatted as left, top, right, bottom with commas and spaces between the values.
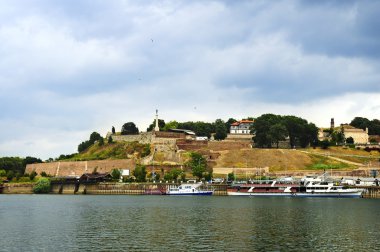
40, 171, 48, 177
111, 169, 121, 180
29, 171, 38, 181
18, 177, 31, 183
33, 178, 51, 194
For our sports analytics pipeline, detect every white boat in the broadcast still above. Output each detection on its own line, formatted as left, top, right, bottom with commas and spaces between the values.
166, 183, 213, 195
227, 174, 363, 198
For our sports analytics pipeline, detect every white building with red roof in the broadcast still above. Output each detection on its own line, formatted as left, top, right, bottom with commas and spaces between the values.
230, 120, 254, 134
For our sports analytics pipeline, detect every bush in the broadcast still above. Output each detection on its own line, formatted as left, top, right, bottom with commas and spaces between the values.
29, 171, 37, 181
33, 178, 51, 194
18, 177, 31, 183
40, 171, 48, 177
111, 169, 121, 180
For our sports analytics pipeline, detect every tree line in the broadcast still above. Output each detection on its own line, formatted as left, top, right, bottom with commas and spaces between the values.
350, 117, 380, 135
252, 114, 319, 148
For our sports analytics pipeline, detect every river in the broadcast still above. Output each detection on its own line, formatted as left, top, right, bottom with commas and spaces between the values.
0, 195, 379, 251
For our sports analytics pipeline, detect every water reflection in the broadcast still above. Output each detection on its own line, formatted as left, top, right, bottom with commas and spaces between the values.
0, 195, 379, 251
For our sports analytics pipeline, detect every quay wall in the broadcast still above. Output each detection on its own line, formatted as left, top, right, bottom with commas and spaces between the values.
2, 183, 33, 194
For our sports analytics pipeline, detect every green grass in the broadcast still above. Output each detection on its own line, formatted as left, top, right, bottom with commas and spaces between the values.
306, 154, 354, 170
63, 142, 151, 161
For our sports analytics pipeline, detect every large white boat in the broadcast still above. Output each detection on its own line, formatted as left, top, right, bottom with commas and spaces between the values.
166, 183, 213, 195
227, 175, 363, 198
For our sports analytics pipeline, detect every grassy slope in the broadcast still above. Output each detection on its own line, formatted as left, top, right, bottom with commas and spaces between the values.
65, 142, 150, 161
213, 148, 360, 172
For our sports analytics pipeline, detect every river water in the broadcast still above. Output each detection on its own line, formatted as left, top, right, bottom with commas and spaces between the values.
0, 195, 379, 251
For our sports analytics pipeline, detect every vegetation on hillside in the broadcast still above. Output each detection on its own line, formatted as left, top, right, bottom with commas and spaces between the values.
350, 117, 380, 135
252, 114, 318, 148
63, 141, 151, 161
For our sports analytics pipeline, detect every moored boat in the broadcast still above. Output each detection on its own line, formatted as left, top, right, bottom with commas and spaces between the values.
227, 175, 363, 198
167, 183, 213, 195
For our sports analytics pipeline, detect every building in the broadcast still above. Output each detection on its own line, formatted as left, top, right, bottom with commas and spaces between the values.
230, 120, 254, 134
342, 124, 369, 144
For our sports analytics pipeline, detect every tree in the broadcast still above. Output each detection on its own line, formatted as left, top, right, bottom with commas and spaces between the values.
346, 137, 354, 144
214, 119, 227, 140
252, 114, 282, 147
112, 126, 116, 134
33, 177, 51, 194
147, 119, 165, 131
29, 171, 37, 181
227, 172, 235, 181
187, 152, 207, 180
108, 136, 113, 144
269, 123, 287, 148
98, 138, 104, 146
78, 132, 102, 153
89, 132, 102, 143
163, 120, 179, 131
111, 169, 121, 180
121, 122, 139, 135
133, 164, 147, 182
40, 171, 48, 177
225, 118, 237, 134
22, 156, 42, 167
350, 117, 370, 131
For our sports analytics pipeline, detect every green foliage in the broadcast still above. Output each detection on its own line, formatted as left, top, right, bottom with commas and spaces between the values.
350, 117, 380, 135
29, 171, 37, 180
369, 137, 378, 144
147, 119, 166, 131
0, 157, 24, 173
108, 136, 113, 144
214, 119, 227, 140
18, 177, 31, 183
141, 144, 151, 157
163, 120, 179, 131
204, 171, 213, 181
320, 140, 330, 149
111, 169, 121, 180
0, 169, 6, 177
78, 132, 103, 153
225, 118, 237, 133
133, 164, 147, 182
164, 168, 182, 181
22, 156, 42, 167
6, 170, 15, 180
40, 171, 48, 177
33, 178, 51, 194
155, 173, 160, 181
98, 138, 104, 146
177, 121, 215, 138
187, 152, 207, 179
346, 137, 354, 144
121, 122, 139, 135
227, 172, 235, 181
112, 126, 116, 134
252, 114, 318, 148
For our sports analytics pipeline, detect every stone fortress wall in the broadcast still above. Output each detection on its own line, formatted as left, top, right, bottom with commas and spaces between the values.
26, 159, 135, 177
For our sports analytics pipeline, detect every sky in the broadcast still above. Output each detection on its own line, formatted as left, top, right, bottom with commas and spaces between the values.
0, 0, 379, 160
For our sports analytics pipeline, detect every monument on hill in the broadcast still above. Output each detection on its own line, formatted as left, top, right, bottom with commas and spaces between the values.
155, 109, 160, 132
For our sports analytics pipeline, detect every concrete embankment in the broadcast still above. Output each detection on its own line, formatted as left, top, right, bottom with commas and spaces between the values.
1, 183, 34, 194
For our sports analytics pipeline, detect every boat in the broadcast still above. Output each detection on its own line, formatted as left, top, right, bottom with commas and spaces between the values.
227, 175, 363, 198
166, 183, 214, 195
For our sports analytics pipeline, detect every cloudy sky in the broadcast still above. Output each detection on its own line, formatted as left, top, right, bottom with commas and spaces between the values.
0, 0, 379, 159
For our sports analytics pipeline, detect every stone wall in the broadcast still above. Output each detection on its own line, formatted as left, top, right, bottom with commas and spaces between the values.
26, 159, 135, 177
345, 129, 369, 144
107, 132, 153, 144
2, 183, 34, 194
208, 141, 252, 151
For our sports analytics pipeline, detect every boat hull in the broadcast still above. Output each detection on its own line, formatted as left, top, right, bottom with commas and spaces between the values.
227, 191, 362, 198
167, 191, 213, 196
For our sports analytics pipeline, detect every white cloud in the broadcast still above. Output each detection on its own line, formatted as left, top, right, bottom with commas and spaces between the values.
0, 0, 379, 159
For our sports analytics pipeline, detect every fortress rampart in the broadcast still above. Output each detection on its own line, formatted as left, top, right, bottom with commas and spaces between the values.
26, 159, 135, 177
